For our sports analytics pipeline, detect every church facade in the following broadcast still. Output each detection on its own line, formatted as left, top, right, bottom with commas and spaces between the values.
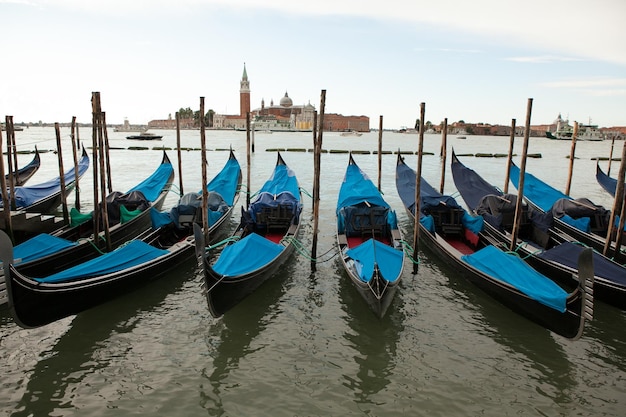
213, 64, 368, 132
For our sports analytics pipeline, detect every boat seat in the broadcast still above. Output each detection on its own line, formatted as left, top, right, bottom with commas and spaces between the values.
349, 206, 388, 238
257, 204, 294, 233
430, 208, 464, 237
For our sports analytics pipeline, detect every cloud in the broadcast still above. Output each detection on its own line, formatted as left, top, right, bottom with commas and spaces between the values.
540, 78, 626, 89
506, 56, 584, 64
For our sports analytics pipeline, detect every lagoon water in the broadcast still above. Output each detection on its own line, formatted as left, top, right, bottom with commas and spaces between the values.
1, 127, 625, 416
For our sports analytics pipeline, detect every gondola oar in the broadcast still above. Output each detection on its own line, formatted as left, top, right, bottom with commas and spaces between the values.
510, 99, 533, 252
565, 122, 579, 196
90, 92, 101, 250
412, 102, 425, 274
439, 118, 447, 194
5, 116, 16, 210
311, 90, 325, 272
102, 111, 113, 194
607, 135, 616, 176
503, 118, 516, 193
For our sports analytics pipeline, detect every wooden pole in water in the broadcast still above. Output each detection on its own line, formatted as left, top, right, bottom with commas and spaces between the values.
503, 118, 516, 194
5, 116, 16, 210
251, 120, 255, 153
96, 96, 111, 252
54, 123, 70, 224
0, 126, 13, 243
70, 116, 81, 210
311, 90, 326, 272
175, 112, 184, 196
565, 121, 579, 196
377, 115, 383, 192
200, 97, 209, 241
607, 135, 616, 176
246, 112, 251, 209
510, 99, 533, 252
90, 92, 100, 248
7, 116, 18, 191
412, 102, 425, 274
603, 141, 626, 257
101, 112, 113, 194
439, 118, 448, 194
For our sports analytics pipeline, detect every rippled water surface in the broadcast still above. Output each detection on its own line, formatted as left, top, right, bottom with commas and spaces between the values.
1, 127, 625, 416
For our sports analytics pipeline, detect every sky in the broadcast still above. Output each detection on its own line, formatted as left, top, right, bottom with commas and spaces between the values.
1, 0, 625, 129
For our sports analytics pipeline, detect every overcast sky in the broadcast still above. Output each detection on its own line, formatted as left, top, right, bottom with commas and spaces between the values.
1, 0, 625, 129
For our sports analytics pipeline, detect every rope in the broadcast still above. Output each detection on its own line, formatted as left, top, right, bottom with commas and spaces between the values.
281, 235, 339, 263
205, 236, 241, 251
299, 187, 313, 199
398, 240, 420, 265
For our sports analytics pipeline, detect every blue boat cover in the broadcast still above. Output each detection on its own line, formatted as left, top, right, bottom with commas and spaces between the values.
462, 245, 568, 312
212, 232, 284, 276
346, 238, 403, 283
2, 150, 90, 208
337, 162, 388, 213
34, 240, 168, 283
207, 156, 241, 206
12, 233, 77, 264
509, 163, 569, 213
396, 158, 483, 234
126, 158, 173, 202
537, 242, 626, 287
257, 162, 301, 201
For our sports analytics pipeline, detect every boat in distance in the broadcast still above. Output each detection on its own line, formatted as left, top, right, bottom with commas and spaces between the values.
451, 151, 626, 310
337, 153, 404, 318
195, 152, 302, 318
126, 132, 163, 140
0, 150, 241, 328
395, 154, 594, 340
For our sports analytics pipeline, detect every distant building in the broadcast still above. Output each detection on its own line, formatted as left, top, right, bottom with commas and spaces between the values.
213, 64, 369, 132
148, 114, 194, 129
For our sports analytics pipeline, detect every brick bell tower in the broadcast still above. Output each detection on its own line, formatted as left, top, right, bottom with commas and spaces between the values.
240, 63, 250, 117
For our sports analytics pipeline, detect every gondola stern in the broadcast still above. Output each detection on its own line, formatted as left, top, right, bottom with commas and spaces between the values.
571, 247, 594, 341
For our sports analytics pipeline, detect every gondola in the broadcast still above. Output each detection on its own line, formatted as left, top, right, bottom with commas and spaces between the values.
194, 152, 302, 318
4, 147, 41, 186
1, 151, 175, 285
0, 151, 241, 328
396, 154, 593, 340
596, 161, 623, 197
451, 151, 626, 310
337, 153, 403, 318
509, 162, 626, 265
1, 147, 90, 214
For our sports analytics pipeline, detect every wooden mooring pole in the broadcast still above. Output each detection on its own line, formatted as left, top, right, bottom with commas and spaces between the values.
510, 99, 533, 252
412, 102, 425, 274
54, 123, 70, 224
0, 125, 13, 242
70, 116, 81, 210
176, 112, 184, 196
377, 115, 383, 192
503, 118, 516, 194
311, 90, 326, 272
565, 122, 579, 196
200, 97, 209, 241
439, 117, 448, 194
603, 141, 626, 257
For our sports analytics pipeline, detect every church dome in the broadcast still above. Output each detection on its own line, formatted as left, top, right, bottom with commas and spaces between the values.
279, 92, 293, 107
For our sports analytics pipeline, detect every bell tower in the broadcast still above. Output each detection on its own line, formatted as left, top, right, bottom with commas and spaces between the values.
240, 63, 250, 117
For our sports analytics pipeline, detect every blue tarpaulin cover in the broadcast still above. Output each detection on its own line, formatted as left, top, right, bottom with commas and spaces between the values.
537, 242, 626, 287
2, 150, 90, 209
12, 234, 77, 264
212, 232, 284, 276
257, 162, 300, 200
337, 162, 388, 213
509, 164, 568, 213
207, 156, 241, 206
396, 157, 483, 234
346, 238, 403, 283
462, 245, 568, 312
34, 240, 168, 283
126, 158, 173, 202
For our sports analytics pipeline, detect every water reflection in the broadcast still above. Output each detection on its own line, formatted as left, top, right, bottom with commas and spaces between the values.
9, 258, 196, 416
336, 261, 405, 405
201, 261, 292, 413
